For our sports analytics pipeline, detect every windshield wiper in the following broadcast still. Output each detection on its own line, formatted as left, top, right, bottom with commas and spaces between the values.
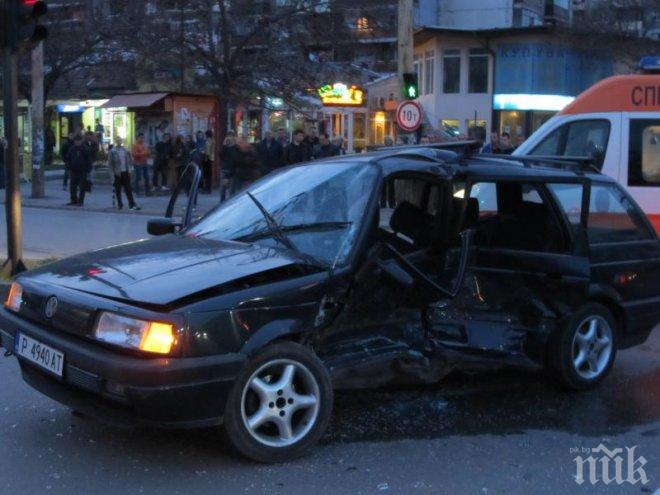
245, 192, 327, 267
237, 222, 352, 243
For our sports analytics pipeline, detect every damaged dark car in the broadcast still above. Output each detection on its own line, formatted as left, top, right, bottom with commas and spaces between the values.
1, 146, 659, 462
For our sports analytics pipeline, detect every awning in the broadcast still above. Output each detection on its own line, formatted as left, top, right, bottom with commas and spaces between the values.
101, 93, 168, 109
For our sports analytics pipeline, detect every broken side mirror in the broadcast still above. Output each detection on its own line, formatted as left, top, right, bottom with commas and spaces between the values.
147, 217, 181, 236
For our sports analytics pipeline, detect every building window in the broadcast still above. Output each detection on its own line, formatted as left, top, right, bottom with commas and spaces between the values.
628, 119, 660, 186
356, 16, 370, 33
468, 48, 488, 93
442, 49, 460, 94
441, 119, 460, 137
466, 119, 487, 141
424, 51, 434, 95
413, 53, 422, 94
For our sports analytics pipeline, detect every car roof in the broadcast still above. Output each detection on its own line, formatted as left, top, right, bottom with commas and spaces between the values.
328, 143, 617, 183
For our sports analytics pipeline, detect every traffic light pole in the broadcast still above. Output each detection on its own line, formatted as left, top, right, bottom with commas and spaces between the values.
2, 45, 27, 277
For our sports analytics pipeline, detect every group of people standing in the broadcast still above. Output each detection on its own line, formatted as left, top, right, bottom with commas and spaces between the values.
219, 127, 344, 201
482, 131, 517, 155
59, 128, 214, 210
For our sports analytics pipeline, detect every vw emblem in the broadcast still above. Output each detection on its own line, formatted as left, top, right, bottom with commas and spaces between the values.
44, 296, 58, 319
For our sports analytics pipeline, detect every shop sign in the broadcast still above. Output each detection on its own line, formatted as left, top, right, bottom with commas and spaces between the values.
396, 100, 423, 132
318, 83, 365, 107
56, 104, 84, 113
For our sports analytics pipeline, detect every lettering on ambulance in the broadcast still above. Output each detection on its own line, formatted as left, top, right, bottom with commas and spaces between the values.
631, 86, 660, 107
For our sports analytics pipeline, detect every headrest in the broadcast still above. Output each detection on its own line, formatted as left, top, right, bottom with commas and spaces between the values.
390, 201, 432, 245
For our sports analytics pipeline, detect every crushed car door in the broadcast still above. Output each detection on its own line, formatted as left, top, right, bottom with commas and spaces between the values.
320, 171, 470, 387
427, 179, 591, 368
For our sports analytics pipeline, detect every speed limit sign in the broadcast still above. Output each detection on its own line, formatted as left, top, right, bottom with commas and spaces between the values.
396, 100, 423, 132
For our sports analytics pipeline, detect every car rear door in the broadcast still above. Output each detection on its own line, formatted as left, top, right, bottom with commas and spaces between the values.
427, 178, 592, 366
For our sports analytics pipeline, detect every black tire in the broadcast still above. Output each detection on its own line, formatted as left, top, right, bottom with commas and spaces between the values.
549, 303, 618, 390
224, 342, 333, 463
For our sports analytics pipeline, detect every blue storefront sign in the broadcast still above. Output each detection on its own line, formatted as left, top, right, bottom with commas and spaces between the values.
494, 42, 613, 110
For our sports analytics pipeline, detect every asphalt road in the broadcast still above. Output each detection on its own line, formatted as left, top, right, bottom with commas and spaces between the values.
0, 207, 658, 494
0, 327, 657, 494
0, 206, 150, 259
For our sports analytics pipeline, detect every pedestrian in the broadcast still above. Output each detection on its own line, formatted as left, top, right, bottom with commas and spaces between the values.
66, 134, 92, 206
312, 132, 340, 159
61, 133, 74, 190
383, 136, 394, 147
83, 131, 98, 192
108, 137, 140, 211
304, 127, 319, 149
276, 127, 288, 148
332, 136, 346, 155
153, 132, 173, 191
45, 127, 55, 165
495, 132, 515, 155
232, 138, 260, 192
0, 136, 6, 189
94, 118, 104, 150
283, 130, 310, 165
482, 131, 500, 154
258, 130, 283, 173
173, 135, 189, 186
202, 129, 215, 194
131, 133, 151, 195
220, 131, 236, 202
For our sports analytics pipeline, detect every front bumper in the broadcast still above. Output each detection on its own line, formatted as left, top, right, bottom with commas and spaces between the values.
0, 308, 246, 428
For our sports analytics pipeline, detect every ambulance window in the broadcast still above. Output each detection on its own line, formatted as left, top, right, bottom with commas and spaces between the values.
628, 119, 660, 186
531, 120, 610, 169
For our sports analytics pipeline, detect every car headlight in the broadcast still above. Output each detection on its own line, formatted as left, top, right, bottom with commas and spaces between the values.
5, 282, 23, 312
94, 312, 176, 355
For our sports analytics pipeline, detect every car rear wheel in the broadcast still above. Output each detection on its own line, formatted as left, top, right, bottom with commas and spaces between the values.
550, 303, 617, 390
224, 342, 333, 463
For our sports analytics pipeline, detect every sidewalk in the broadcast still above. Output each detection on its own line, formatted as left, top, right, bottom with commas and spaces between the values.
4, 169, 221, 217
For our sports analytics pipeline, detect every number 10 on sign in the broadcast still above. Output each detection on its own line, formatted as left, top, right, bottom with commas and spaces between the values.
396, 101, 423, 132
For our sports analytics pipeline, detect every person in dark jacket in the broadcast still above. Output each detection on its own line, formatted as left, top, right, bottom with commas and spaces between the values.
494, 132, 515, 155
220, 131, 236, 202
258, 130, 283, 173
60, 133, 74, 190
153, 133, 173, 190
303, 127, 319, 149
232, 138, 260, 193
312, 132, 340, 159
66, 135, 92, 206
283, 130, 310, 165
0, 136, 5, 189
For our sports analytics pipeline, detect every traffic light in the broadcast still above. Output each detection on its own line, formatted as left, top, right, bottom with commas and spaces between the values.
4, 0, 48, 50
402, 72, 419, 100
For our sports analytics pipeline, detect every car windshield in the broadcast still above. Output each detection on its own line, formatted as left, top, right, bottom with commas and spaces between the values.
187, 161, 378, 267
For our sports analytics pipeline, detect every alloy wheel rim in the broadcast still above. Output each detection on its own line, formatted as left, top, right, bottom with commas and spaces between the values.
571, 315, 613, 380
240, 359, 320, 448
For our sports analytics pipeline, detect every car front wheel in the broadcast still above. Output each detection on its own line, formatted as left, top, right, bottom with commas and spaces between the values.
550, 303, 617, 390
224, 342, 333, 463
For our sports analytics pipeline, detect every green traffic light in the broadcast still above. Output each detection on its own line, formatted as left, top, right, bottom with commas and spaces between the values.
407, 86, 417, 98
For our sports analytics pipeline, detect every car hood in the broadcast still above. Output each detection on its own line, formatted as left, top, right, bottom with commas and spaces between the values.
22, 235, 309, 306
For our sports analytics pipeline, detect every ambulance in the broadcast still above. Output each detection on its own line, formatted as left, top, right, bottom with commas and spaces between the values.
513, 57, 660, 233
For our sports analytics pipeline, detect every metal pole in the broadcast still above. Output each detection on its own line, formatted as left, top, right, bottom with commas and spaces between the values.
2, 45, 26, 276
31, 41, 45, 198
397, 0, 414, 89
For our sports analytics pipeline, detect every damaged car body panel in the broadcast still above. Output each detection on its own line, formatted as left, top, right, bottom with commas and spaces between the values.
1, 147, 658, 441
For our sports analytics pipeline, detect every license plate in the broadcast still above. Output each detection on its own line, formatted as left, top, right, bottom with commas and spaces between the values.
14, 332, 64, 378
